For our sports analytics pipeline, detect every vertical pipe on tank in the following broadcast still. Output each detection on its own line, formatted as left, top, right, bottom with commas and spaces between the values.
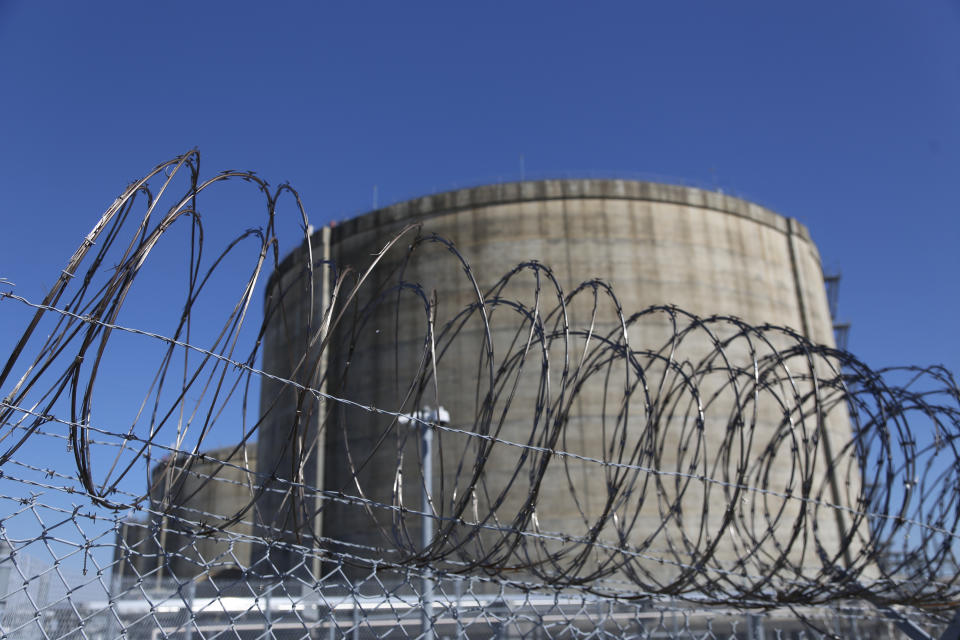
786, 218, 852, 569
312, 225, 331, 583
421, 422, 434, 640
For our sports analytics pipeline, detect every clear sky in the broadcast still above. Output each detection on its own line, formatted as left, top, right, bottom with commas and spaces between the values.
0, 0, 960, 444
2, 1, 957, 374
0, 2, 958, 530
0, 0, 957, 580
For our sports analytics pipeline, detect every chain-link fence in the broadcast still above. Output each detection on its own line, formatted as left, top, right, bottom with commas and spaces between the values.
0, 474, 948, 640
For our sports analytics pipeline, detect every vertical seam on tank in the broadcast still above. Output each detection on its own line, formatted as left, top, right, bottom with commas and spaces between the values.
601, 200, 614, 291
560, 194, 592, 517
785, 218, 812, 339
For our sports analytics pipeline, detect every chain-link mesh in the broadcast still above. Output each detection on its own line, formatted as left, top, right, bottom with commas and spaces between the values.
0, 474, 950, 640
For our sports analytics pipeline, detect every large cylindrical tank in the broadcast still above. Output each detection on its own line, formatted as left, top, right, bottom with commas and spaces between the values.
258, 180, 858, 591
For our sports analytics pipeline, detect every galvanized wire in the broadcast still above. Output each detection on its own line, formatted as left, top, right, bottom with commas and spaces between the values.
0, 153, 958, 639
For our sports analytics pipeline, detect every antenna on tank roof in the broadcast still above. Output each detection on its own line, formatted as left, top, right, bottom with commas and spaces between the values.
709, 167, 724, 195
519, 153, 525, 181
372, 184, 378, 209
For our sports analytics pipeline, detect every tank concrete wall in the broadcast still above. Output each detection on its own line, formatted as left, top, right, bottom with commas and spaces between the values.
260, 180, 858, 587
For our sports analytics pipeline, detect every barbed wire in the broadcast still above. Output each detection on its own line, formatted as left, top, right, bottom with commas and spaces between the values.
1, 153, 958, 632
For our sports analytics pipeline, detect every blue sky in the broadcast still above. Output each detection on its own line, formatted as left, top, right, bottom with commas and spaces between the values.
1, 2, 956, 372
0, 1, 958, 564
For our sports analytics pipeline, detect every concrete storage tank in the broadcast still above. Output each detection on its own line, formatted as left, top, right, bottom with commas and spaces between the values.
257, 180, 859, 591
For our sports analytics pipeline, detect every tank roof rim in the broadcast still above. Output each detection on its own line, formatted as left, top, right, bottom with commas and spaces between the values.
267, 179, 815, 286
337, 178, 794, 231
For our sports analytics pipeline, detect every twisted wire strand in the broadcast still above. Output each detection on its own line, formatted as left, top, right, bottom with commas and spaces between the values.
0, 153, 957, 610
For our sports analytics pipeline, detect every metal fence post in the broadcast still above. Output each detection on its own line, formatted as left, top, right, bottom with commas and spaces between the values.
746, 612, 764, 640
264, 581, 272, 638
184, 581, 195, 640
352, 601, 360, 640
421, 423, 435, 640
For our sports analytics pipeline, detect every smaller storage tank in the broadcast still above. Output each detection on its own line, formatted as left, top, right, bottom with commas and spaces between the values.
146, 444, 259, 580
112, 518, 157, 587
